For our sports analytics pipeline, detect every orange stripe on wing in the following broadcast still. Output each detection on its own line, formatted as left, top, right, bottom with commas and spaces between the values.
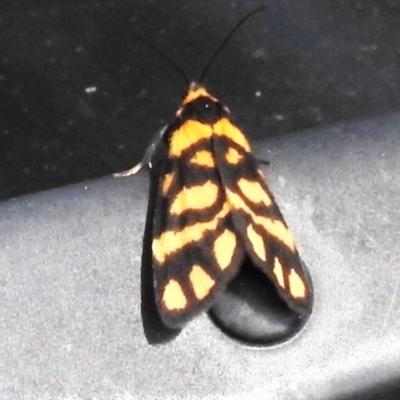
246, 223, 266, 261
189, 265, 215, 300
213, 118, 251, 153
170, 180, 219, 215
162, 172, 174, 196
153, 202, 231, 264
273, 258, 308, 300
225, 147, 243, 165
238, 178, 272, 207
162, 279, 188, 311
226, 189, 296, 252
213, 229, 237, 270
273, 257, 285, 289
288, 268, 307, 299
189, 150, 215, 168
169, 120, 213, 157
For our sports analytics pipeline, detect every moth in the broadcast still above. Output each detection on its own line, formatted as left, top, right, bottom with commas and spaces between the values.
115, 82, 312, 328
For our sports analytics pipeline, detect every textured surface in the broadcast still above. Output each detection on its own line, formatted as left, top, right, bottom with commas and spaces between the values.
1, 114, 400, 399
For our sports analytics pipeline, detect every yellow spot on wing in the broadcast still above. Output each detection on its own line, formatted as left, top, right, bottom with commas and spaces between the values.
170, 120, 213, 157
189, 265, 215, 300
213, 118, 251, 153
273, 258, 285, 289
226, 189, 296, 252
247, 224, 266, 261
288, 269, 307, 299
170, 180, 219, 215
213, 229, 236, 270
162, 173, 174, 196
237, 178, 272, 206
162, 280, 187, 311
190, 150, 215, 167
225, 147, 243, 165
153, 202, 230, 264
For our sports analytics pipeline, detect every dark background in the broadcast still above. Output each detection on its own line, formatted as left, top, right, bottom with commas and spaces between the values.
1, 0, 400, 201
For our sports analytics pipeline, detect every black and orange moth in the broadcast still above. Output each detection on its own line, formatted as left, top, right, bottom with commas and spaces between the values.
115, 82, 312, 329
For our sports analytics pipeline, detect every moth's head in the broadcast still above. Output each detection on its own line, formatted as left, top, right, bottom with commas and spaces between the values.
182, 82, 217, 105
176, 82, 229, 124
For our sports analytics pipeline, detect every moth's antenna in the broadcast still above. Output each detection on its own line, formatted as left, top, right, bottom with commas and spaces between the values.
199, 6, 268, 83
131, 35, 190, 86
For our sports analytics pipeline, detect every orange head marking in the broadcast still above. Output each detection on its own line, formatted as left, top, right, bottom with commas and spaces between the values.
182, 82, 218, 105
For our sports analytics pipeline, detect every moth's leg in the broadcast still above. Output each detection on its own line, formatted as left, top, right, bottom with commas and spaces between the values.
257, 158, 270, 167
113, 125, 168, 177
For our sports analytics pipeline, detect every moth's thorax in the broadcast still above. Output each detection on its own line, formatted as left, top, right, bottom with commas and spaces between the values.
176, 82, 227, 125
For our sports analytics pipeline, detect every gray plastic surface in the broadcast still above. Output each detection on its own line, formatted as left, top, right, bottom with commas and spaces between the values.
1, 114, 400, 399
